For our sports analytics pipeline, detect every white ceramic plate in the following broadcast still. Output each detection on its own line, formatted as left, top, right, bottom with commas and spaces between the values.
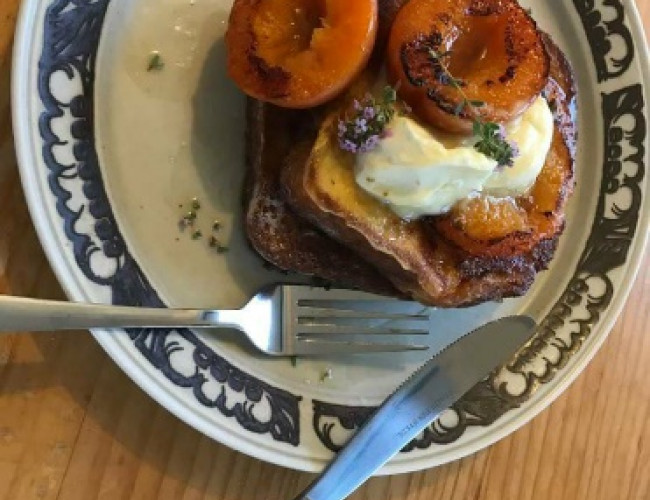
12, 0, 650, 473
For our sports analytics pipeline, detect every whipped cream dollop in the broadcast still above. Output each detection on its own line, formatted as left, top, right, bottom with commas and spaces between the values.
354, 96, 554, 219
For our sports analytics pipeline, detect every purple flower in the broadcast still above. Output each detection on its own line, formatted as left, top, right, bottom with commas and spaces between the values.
354, 120, 368, 135
363, 106, 376, 120
508, 141, 520, 160
363, 135, 380, 151
340, 139, 358, 153
337, 85, 400, 155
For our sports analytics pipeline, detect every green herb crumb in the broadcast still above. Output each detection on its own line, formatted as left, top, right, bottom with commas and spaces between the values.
320, 368, 332, 382
147, 52, 165, 72
208, 236, 228, 253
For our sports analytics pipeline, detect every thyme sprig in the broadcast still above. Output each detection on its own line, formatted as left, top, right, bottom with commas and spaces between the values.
428, 48, 519, 167
473, 122, 520, 167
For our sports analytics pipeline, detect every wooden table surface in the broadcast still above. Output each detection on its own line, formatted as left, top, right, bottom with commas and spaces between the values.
0, 2, 649, 499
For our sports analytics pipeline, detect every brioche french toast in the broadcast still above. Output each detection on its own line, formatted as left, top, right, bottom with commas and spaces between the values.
244, 99, 400, 296
238, 0, 576, 307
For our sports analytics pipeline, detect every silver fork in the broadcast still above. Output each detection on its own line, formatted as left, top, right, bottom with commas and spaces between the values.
0, 284, 430, 356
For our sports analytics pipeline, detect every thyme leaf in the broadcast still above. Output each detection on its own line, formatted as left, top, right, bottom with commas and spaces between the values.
147, 52, 165, 72
473, 122, 519, 168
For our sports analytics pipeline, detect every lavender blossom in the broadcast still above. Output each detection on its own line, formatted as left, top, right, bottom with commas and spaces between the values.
508, 141, 520, 160
363, 106, 376, 120
354, 117, 368, 135
337, 86, 403, 155
359, 135, 381, 153
339, 137, 359, 153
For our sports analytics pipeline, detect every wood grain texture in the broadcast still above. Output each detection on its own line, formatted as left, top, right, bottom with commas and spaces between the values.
0, 1, 648, 499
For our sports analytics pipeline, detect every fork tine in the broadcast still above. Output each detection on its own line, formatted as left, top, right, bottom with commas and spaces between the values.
294, 338, 429, 355
298, 307, 429, 321
297, 324, 430, 335
289, 287, 391, 301
297, 298, 427, 312
283, 285, 432, 356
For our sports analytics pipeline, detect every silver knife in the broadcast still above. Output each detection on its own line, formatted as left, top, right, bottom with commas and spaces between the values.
294, 315, 537, 500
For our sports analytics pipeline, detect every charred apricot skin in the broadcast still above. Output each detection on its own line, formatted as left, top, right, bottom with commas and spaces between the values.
387, 0, 549, 133
433, 126, 573, 260
226, 0, 378, 109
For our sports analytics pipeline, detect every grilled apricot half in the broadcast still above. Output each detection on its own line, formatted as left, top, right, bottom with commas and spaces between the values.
434, 126, 573, 260
387, 0, 549, 133
226, 0, 378, 109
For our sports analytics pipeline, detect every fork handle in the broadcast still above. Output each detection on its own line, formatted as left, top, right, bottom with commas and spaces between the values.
0, 296, 241, 332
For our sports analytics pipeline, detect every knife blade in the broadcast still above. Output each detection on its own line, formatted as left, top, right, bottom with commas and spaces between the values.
294, 315, 537, 500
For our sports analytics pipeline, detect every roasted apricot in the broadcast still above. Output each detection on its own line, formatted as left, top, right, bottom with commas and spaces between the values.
387, 0, 549, 133
434, 126, 574, 259
226, 0, 378, 109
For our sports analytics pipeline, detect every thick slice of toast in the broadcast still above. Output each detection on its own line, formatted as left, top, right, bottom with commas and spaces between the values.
244, 94, 399, 296
242, 0, 409, 296
280, 34, 576, 307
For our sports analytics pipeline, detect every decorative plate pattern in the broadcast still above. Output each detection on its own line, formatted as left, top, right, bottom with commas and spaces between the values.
12, 0, 648, 472
37, 0, 301, 447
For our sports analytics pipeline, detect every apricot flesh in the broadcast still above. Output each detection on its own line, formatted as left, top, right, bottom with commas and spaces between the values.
434, 126, 573, 259
387, 0, 549, 133
226, 0, 378, 109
